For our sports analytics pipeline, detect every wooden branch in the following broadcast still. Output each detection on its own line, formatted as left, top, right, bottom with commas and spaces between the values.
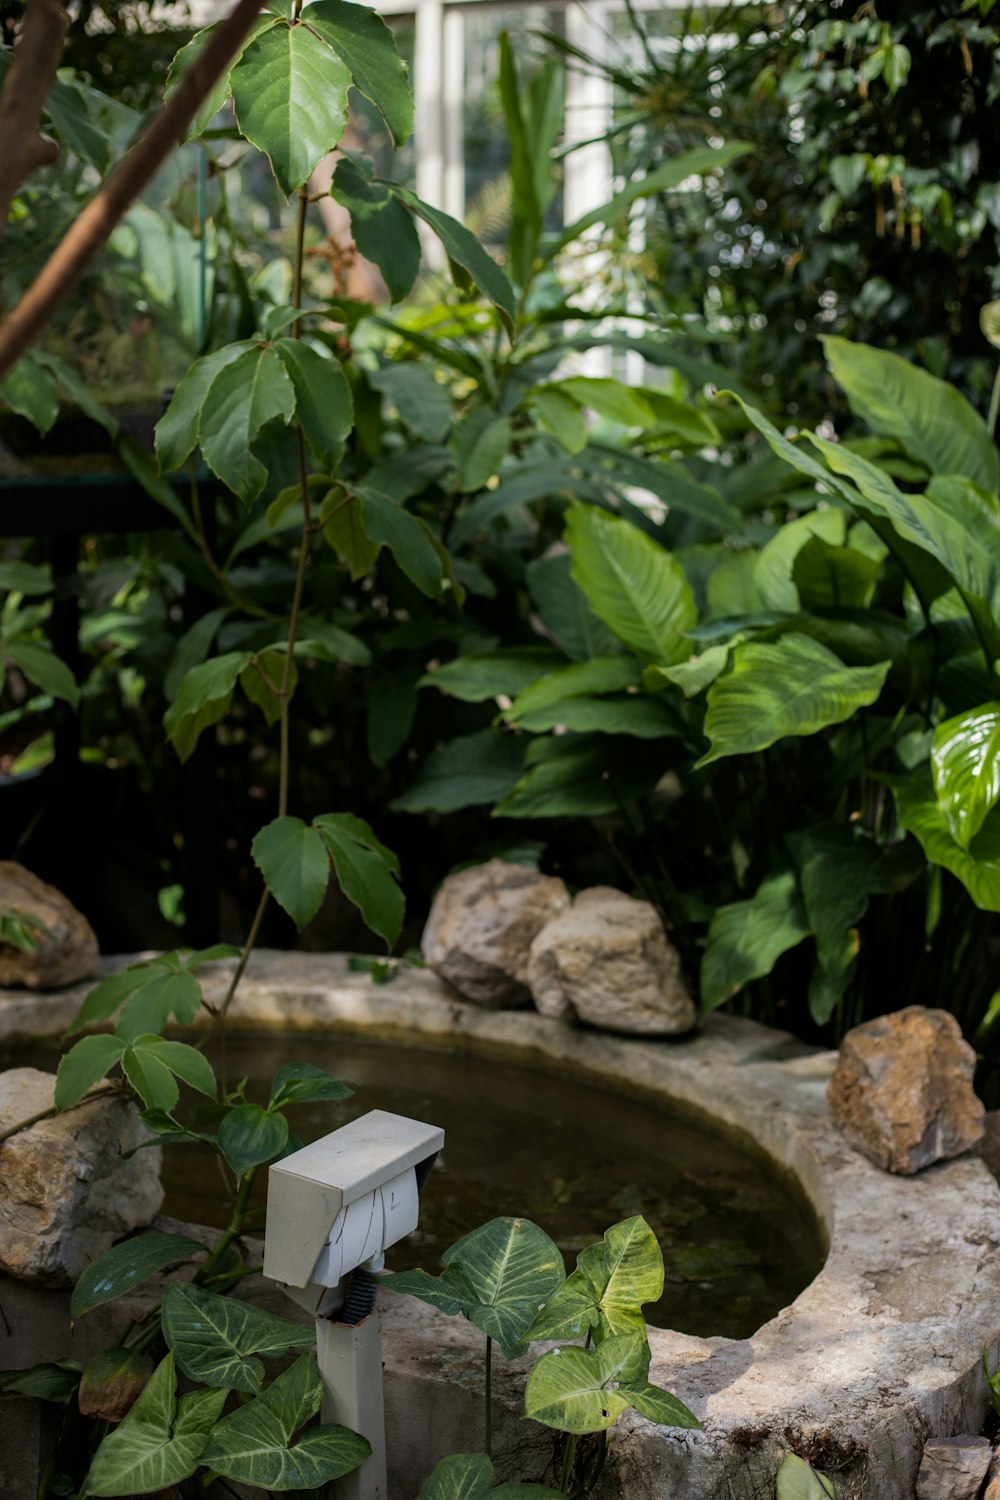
0, 0, 270, 381
0, 0, 69, 234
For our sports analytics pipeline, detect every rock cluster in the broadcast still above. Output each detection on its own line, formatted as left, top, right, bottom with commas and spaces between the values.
827, 1006, 984, 1175
0, 1067, 163, 1285
0, 862, 99, 990
421, 862, 695, 1035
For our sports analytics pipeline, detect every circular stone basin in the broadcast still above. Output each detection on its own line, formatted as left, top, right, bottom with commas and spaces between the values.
162, 1032, 823, 1341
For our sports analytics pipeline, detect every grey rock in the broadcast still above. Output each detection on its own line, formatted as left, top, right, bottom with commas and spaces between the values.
915, 1435, 991, 1500
0, 1068, 163, 1285
527, 886, 697, 1035
421, 859, 569, 1008
827, 1006, 985, 1174
0, 862, 99, 989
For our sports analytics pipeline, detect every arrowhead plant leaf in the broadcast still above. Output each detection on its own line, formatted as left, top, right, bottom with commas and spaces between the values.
162, 1284, 315, 1394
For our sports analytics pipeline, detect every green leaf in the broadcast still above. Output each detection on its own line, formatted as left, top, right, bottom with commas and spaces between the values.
80, 1353, 225, 1498
359, 489, 447, 598
698, 635, 890, 766
565, 504, 695, 664
624, 1384, 701, 1428
122, 1040, 181, 1113
1, 355, 59, 434
506, 657, 641, 720
0, 1361, 82, 1402
378, 1266, 469, 1318
200, 1352, 370, 1488
391, 729, 524, 813
219, 1103, 290, 1181
415, 1452, 562, 1500
198, 345, 296, 504
776, 1453, 836, 1500
274, 338, 353, 471
531, 387, 587, 455
700, 871, 810, 1012
44, 73, 114, 169
526, 554, 621, 663
116, 970, 203, 1043
304, 0, 413, 145
162, 1284, 314, 1394
164, 651, 250, 762
5, 642, 78, 707
72, 1233, 206, 1320
646, 640, 737, 697
251, 815, 330, 928
314, 811, 404, 948
891, 776, 1000, 911
321, 488, 381, 578
555, 143, 751, 252
511, 696, 681, 738
242, 649, 297, 728
121, 1035, 216, 1110
65, 967, 150, 1038
54, 1035, 125, 1111
932, 704, 1000, 849
452, 410, 512, 491
331, 156, 420, 302
523, 1334, 640, 1434
754, 509, 846, 614
391, 187, 516, 332
588, 445, 739, 532
420, 649, 563, 704
369, 364, 452, 443
494, 736, 662, 818
792, 536, 881, 610
231, 20, 351, 194
821, 336, 999, 494
166, 20, 276, 139
0, 560, 51, 595
527, 1218, 662, 1367
388, 1218, 563, 1361
155, 343, 248, 473
269, 1062, 353, 1110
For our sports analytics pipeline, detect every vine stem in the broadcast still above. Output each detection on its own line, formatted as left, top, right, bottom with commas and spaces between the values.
484, 1335, 493, 1459
215, 182, 313, 1033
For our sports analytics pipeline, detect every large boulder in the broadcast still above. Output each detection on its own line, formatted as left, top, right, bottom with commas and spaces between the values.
421, 860, 570, 1008
0, 863, 99, 989
527, 886, 697, 1036
0, 1068, 163, 1285
827, 1006, 985, 1175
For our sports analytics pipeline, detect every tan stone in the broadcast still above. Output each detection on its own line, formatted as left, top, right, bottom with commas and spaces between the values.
0, 863, 99, 989
421, 859, 569, 1008
827, 1006, 985, 1175
0, 1068, 163, 1285
527, 886, 697, 1035
915, 1435, 991, 1500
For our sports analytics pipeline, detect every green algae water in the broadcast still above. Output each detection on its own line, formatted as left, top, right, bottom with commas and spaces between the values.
162, 1033, 823, 1341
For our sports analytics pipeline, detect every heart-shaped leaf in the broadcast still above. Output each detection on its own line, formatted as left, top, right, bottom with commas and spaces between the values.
162, 1283, 314, 1394
78, 1347, 154, 1422
523, 1334, 640, 1434
219, 1103, 290, 1182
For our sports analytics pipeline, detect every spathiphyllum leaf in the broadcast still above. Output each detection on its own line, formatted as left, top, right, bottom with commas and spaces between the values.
931, 704, 1000, 849
700, 871, 810, 1012
80, 1353, 225, 1498
891, 776, 1000, 912
198, 345, 296, 503
230, 20, 352, 194
565, 503, 695, 664
697, 635, 890, 766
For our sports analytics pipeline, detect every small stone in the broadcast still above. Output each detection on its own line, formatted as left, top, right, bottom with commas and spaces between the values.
421, 859, 570, 1008
527, 887, 697, 1036
0, 1068, 163, 1286
915, 1435, 991, 1500
0, 862, 99, 989
827, 1007, 985, 1175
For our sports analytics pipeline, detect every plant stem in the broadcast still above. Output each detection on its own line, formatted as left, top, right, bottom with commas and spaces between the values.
989, 360, 1000, 438
195, 1167, 257, 1284
484, 1335, 493, 1459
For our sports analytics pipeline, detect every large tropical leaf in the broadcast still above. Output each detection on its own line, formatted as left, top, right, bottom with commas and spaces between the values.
523, 1334, 643, 1434
493, 736, 663, 818
700, 871, 810, 1012
821, 336, 999, 495
526, 553, 622, 662
199, 1353, 370, 1488
415, 1452, 561, 1500
161, 1284, 315, 1394
230, 20, 351, 194
776, 1453, 836, 1500
890, 776, 1000, 911
931, 704, 1000, 849
752, 509, 846, 613
419, 649, 563, 704
80, 1353, 225, 1497
565, 503, 695, 664
697, 635, 890, 766
391, 730, 524, 813
504, 657, 641, 720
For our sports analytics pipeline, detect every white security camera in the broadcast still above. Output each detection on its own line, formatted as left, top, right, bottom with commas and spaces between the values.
263, 1108, 444, 1317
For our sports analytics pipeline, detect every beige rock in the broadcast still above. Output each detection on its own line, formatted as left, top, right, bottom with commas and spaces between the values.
0, 863, 99, 989
421, 860, 570, 1008
527, 886, 697, 1035
0, 1068, 163, 1286
827, 1007, 985, 1175
915, 1435, 991, 1500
